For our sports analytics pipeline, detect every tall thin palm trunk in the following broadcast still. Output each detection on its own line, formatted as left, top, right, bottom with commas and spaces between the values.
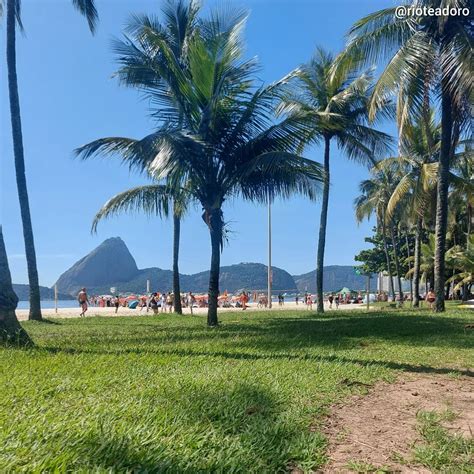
405, 230, 413, 302
6, 0, 42, 321
390, 225, 403, 300
207, 208, 223, 327
433, 87, 452, 312
316, 136, 331, 313
0, 226, 31, 345
381, 216, 395, 301
413, 217, 422, 307
172, 211, 182, 315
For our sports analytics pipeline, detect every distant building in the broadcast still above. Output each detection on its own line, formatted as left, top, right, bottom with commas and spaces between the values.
377, 272, 411, 293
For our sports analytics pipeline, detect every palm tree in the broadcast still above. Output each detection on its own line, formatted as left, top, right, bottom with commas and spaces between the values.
339, 0, 472, 311
0, 226, 31, 345
377, 112, 440, 306
76, 8, 324, 326
446, 235, 474, 297
91, 182, 190, 315
5, 0, 98, 321
355, 168, 399, 301
280, 47, 393, 312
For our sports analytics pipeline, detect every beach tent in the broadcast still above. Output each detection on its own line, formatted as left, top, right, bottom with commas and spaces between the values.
337, 287, 355, 295
128, 300, 139, 309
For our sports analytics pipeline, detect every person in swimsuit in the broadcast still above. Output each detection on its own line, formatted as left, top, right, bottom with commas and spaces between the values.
77, 288, 89, 317
425, 289, 436, 310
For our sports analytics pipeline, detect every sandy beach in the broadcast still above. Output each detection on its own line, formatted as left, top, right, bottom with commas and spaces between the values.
15, 301, 370, 321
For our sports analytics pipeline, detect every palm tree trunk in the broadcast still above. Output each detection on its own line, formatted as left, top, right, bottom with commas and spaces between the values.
413, 218, 422, 307
206, 208, 223, 327
172, 211, 182, 315
6, 0, 42, 322
0, 226, 32, 346
433, 88, 452, 312
316, 136, 330, 313
405, 230, 413, 302
390, 225, 403, 300
381, 216, 395, 301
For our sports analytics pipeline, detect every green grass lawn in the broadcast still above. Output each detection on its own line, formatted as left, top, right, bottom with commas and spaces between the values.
1, 308, 472, 472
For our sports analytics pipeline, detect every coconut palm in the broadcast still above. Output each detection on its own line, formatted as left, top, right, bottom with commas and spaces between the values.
5, 0, 98, 321
339, 0, 473, 311
376, 112, 440, 306
0, 226, 31, 345
280, 47, 393, 312
355, 168, 399, 301
76, 8, 324, 326
446, 235, 474, 296
91, 182, 190, 314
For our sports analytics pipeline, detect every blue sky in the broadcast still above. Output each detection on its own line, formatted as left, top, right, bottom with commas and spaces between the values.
2, 0, 397, 287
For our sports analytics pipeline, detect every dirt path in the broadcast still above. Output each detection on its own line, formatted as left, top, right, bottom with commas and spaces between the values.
322, 374, 473, 473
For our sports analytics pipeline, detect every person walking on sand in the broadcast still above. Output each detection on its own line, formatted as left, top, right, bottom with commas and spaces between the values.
425, 288, 436, 311
335, 294, 340, 309
114, 296, 120, 314
150, 293, 159, 315
77, 288, 89, 317
160, 292, 166, 313
328, 294, 334, 309
166, 292, 174, 313
306, 294, 313, 310
187, 292, 195, 315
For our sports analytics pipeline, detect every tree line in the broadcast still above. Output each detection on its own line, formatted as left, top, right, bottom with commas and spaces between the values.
1, 0, 472, 342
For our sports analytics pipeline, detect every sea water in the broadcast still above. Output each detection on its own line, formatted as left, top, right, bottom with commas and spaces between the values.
17, 300, 77, 310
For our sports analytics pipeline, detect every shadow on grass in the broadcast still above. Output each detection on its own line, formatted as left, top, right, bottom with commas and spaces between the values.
41, 344, 473, 377
61, 383, 315, 472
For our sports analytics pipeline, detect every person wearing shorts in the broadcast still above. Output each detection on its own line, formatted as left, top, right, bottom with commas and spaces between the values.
328, 294, 334, 309
149, 293, 159, 314
77, 288, 89, 317
166, 292, 173, 313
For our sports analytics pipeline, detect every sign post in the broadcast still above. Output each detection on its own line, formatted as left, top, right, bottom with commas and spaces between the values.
146, 279, 150, 312
54, 284, 58, 314
267, 197, 272, 309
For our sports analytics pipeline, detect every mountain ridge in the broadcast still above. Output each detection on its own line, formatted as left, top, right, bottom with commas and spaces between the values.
52, 237, 366, 296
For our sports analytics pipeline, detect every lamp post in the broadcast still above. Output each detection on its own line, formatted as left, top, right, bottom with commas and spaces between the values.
267, 197, 272, 309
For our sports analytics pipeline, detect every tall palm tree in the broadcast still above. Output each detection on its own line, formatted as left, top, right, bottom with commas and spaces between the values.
280, 47, 393, 312
0, 226, 31, 345
377, 112, 440, 306
91, 182, 190, 315
355, 168, 400, 300
339, 0, 473, 311
5, 0, 98, 321
76, 8, 324, 326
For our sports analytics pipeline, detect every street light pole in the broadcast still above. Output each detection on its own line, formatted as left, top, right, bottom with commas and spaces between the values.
268, 197, 272, 309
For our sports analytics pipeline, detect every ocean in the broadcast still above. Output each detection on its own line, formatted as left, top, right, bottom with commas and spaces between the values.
17, 300, 77, 310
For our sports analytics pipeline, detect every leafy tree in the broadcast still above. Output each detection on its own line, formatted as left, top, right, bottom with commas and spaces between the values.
4, 0, 98, 321
339, 0, 473, 311
77, 6, 324, 326
280, 47, 392, 312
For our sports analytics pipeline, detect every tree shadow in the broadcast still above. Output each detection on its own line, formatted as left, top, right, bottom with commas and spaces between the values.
55, 383, 317, 472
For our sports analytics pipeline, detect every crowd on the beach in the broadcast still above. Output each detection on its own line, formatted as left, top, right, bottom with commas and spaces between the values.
75, 286, 441, 317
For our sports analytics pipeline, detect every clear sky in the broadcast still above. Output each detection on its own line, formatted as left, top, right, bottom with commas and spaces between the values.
2, 0, 398, 287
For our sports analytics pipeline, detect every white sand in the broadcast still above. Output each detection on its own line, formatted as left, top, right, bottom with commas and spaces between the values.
15, 301, 370, 321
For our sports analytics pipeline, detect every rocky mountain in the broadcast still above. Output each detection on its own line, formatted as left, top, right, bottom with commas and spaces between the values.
12, 284, 73, 301
54, 238, 297, 295
55, 237, 139, 295
293, 266, 368, 292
